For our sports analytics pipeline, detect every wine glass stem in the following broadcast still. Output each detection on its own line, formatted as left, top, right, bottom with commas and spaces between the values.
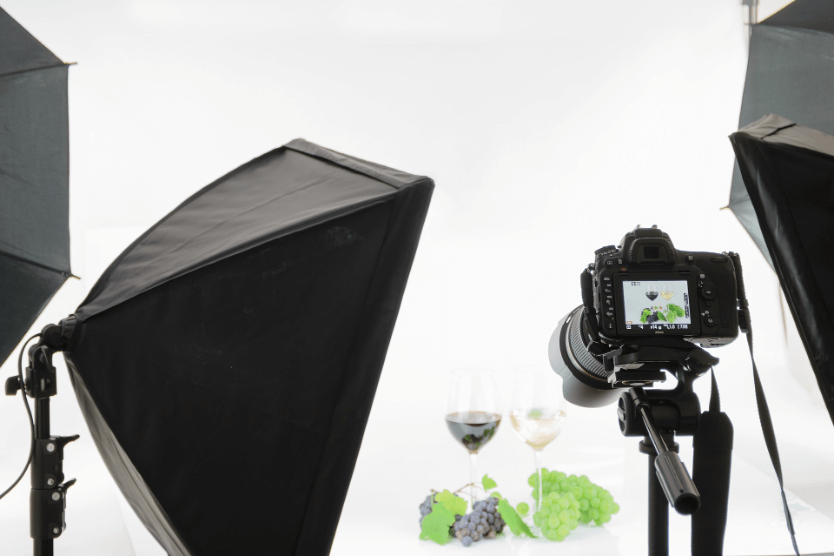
469, 451, 478, 505
534, 448, 543, 511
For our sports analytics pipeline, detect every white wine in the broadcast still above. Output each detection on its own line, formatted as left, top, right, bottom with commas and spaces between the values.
509, 408, 566, 451
660, 291, 674, 301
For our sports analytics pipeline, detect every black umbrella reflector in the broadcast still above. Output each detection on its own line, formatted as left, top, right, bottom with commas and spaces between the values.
730, 114, 834, 427
730, 0, 834, 268
64, 140, 433, 555
0, 7, 71, 366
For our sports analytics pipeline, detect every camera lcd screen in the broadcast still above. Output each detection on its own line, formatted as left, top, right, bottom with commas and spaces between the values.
621, 279, 692, 331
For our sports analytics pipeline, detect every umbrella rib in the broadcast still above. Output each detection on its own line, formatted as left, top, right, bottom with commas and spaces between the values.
0, 248, 71, 277
0, 61, 68, 80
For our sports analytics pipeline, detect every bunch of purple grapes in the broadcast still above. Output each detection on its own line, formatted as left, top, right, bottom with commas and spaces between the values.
451, 497, 505, 547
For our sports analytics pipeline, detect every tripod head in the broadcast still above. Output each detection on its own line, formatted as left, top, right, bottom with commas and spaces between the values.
603, 338, 719, 390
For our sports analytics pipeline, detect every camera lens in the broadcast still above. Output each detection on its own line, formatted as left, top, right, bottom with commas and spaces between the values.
549, 306, 621, 408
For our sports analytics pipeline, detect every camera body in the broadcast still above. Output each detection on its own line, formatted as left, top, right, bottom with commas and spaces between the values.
588, 225, 738, 348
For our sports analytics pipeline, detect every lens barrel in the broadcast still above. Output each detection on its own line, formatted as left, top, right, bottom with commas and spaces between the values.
549, 306, 621, 408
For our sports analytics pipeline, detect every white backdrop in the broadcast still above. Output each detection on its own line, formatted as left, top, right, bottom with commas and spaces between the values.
2, 1, 833, 555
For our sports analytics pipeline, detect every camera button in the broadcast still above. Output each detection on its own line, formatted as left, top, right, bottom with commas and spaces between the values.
686, 254, 695, 263
700, 285, 717, 300
605, 322, 615, 331
605, 259, 615, 267
704, 315, 716, 327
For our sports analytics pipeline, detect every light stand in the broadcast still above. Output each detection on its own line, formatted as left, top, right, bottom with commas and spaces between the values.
5, 320, 78, 556
607, 342, 725, 556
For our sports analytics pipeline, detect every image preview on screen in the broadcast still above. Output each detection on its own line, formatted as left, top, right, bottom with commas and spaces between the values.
622, 280, 691, 329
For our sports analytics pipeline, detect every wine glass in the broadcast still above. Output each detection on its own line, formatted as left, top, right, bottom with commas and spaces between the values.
509, 365, 566, 511
645, 282, 659, 302
446, 369, 502, 505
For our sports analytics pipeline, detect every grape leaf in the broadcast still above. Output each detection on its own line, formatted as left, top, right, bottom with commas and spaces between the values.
435, 489, 467, 516
482, 474, 497, 491
419, 502, 456, 545
491, 491, 503, 500
497, 499, 538, 538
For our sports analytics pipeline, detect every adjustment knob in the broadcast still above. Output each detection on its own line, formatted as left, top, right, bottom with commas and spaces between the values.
4, 376, 21, 396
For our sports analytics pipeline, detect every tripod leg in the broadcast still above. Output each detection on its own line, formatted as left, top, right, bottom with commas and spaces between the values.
642, 439, 669, 556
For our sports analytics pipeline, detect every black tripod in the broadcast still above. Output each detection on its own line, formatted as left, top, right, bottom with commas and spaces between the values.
606, 341, 733, 556
5, 320, 79, 556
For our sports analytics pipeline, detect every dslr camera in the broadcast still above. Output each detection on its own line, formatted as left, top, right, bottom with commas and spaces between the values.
590, 225, 739, 346
549, 225, 741, 407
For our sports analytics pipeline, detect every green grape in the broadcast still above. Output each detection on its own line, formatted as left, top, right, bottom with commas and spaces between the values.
590, 498, 601, 508
516, 502, 529, 516
528, 474, 537, 488
544, 528, 561, 541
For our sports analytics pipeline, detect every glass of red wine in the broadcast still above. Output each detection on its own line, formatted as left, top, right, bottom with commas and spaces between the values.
446, 369, 502, 505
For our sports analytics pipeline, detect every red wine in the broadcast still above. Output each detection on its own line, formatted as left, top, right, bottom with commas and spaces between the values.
646, 291, 659, 301
446, 412, 501, 453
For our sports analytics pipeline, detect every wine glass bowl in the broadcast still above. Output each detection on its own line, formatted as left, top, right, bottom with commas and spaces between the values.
508, 407, 566, 451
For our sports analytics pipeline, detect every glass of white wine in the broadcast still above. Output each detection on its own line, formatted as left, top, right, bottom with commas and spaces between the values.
510, 365, 566, 511
660, 282, 675, 302
446, 369, 502, 505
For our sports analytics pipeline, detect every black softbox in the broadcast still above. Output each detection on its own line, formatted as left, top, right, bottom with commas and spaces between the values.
63, 140, 433, 555
730, 114, 834, 428
730, 0, 834, 267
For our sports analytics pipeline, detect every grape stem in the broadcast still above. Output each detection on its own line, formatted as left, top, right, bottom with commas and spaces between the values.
430, 483, 491, 496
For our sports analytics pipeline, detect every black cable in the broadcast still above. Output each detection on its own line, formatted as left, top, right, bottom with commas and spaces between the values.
730, 251, 800, 555
745, 321, 800, 555
0, 334, 40, 501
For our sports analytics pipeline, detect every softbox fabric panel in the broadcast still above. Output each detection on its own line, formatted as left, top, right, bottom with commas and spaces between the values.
730, 114, 834, 427
64, 140, 433, 555
0, 7, 71, 366
729, 0, 834, 268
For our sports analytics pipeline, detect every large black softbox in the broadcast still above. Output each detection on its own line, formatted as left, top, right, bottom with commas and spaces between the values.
730, 0, 834, 267
63, 140, 433, 555
730, 114, 834, 427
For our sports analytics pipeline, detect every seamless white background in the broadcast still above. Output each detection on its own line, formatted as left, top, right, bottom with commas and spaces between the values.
1, 1, 833, 554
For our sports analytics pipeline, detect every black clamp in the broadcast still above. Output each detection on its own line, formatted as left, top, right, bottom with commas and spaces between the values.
32, 435, 79, 490
31, 478, 76, 540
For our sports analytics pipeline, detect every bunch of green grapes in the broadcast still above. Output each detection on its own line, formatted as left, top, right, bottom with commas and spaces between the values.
529, 469, 620, 528
532, 491, 581, 541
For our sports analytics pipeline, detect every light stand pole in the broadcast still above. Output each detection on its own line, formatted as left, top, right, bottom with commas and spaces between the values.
6, 320, 78, 556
